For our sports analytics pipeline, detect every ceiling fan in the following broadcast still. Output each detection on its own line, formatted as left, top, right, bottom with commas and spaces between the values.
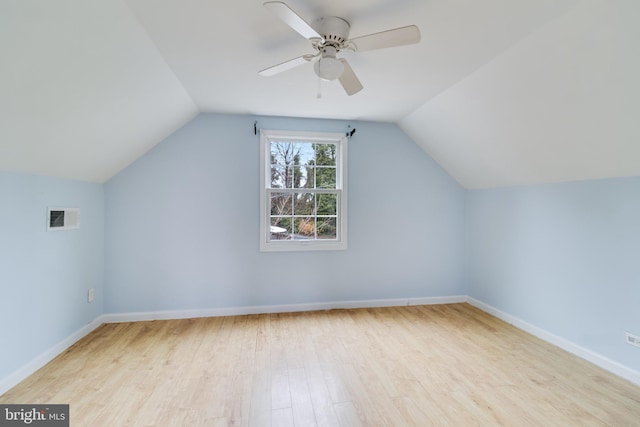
259, 1, 421, 96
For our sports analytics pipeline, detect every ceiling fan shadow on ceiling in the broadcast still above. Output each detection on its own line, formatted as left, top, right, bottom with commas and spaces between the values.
259, 1, 421, 96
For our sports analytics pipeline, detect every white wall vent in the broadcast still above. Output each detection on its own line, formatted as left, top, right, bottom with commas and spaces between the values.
47, 208, 80, 231
626, 332, 640, 348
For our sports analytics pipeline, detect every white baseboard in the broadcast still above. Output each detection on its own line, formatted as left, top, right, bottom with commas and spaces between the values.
409, 295, 467, 306
466, 297, 640, 387
101, 295, 468, 323
0, 316, 105, 396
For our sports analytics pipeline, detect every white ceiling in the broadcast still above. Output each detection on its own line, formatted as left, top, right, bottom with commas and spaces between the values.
0, 0, 197, 182
400, 0, 640, 188
1, 0, 638, 187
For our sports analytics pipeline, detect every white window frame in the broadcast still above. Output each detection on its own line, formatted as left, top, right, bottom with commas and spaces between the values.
260, 129, 348, 252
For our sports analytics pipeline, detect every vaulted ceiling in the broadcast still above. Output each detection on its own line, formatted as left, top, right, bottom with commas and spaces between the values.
1, 0, 638, 188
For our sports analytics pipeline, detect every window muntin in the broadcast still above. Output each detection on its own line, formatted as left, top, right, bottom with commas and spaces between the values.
260, 130, 347, 251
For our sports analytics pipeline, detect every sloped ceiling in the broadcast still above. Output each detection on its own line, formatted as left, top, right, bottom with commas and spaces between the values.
0, 0, 198, 182
1, 0, 638, 187
400, 0, 640, 188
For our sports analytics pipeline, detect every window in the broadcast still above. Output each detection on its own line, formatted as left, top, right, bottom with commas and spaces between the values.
260, 129, 347, 252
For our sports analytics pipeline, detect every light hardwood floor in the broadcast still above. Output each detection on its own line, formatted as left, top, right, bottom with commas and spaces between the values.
1, 304, 639, 426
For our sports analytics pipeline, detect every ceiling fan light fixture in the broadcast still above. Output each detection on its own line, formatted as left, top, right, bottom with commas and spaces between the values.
314, 56, 344, 81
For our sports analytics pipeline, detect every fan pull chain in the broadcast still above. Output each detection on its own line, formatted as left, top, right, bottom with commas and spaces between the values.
316, 73, 322, 99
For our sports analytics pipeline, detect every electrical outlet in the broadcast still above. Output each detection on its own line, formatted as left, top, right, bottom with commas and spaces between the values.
625, 332, 640, 348
87, 288, 94, 303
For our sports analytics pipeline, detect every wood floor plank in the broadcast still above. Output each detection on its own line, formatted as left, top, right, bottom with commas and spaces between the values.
304, 365, 340, 427
271, 407, 294, 427
288, 368, 316, 427
2, 304, 639, 426
271, 369, 292, 410
333, 402, 363, 427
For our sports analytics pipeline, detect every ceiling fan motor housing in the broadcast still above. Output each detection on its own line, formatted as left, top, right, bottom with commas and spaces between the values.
311, 17, 351, 81
314, 16, 350, 49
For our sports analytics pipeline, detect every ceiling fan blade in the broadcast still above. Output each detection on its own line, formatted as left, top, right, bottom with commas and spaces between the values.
258, 55, 313, 77
338, 59, 363, 96
264, 1, 322, 41
350, 25, 420, 52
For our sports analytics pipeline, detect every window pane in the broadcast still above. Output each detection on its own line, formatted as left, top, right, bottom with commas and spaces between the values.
271, 141, 294, 165
314, 144, 336, 166
293, 166, 309, 189
297, 142, 315, 166
317, 217, 337, 239
270, 166, 292, 189
271, 142, 298, 188
294, 192, 314, 215
270, 217, 291, 240
306, 166, 316, 189
294, 217, 315, 239
316, 167, 336, 189
285, 167, 294, 188
270, 193, 293, 215
316, 193, 337, 215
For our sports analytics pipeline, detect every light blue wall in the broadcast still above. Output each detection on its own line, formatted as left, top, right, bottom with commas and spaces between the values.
466, 177, 640, 371
3, 113, 639, 388
0, 172, 104, 381
104, 113, 466, 313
